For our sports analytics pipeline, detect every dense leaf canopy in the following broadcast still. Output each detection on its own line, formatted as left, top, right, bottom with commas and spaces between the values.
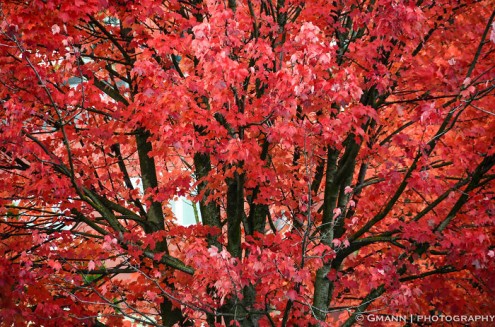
1, 0, 494, 326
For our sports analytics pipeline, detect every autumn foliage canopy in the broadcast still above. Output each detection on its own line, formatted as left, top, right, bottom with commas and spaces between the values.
1, 0, 495, 326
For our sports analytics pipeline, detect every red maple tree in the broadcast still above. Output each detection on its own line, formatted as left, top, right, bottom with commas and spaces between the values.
1, 0, 494, 326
